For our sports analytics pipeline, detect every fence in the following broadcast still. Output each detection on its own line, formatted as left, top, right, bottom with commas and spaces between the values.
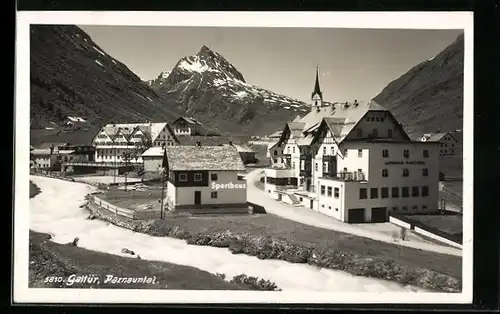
90, 195, 161, 220
389, 213, 462, 248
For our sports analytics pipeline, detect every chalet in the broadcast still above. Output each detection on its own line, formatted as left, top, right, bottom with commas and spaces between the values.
65, 116, 87, 130
91, 122, 178, 165
264, 67, 440, 223
171, 116, 203, 136
420, 132, 459, 156
141, 146, 166, 173
38, 142, 69, 154
163, 145, 247, 214
31, 149, 57, 170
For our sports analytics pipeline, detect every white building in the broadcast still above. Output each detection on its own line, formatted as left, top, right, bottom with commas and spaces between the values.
31, 148, 57, 170
264, 68, 440, 223
420, 132, 459, 156
91, 122, 178, 165
141, 146, 166, 173
164, 145, 248, 214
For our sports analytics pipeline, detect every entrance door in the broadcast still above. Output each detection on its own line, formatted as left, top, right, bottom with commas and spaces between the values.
310, 199, 314, 209
194, 191, 201, 205
371, 207, 388, 223
347, 208, 365, 223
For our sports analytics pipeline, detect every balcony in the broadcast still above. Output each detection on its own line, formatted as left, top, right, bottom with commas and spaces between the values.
322, 171, 367, 182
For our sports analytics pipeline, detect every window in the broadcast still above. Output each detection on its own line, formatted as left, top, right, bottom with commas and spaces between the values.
327, 186, 332, 197
423, 150, 429, 158
402, 206, 408, 211
287, 147, 290, 153
382, 149, 389, 158
273, 158, 278, 163
322, 205, 325, 208
211, 192, 218, 199
293, 147, 295, 154
358, 149, 363, 158
392, 187, 399, 198
323, 162, 328, 172
370, 188, 378, 199
356, 129, 363, 137
402, 187, 409, 198
359, 188, 367, 199
299, 197, 303, 202
179, 173, 187, 182
194, 173, 202, 181
323, 147, 326, 155
392, 206, 398, 212
422, 186, 429, 197
335, 208, 339, 212
334, 187, 339, 198
292, 162, 296, 169
412, 186, 419, 197
402, 169, 409, 177
382, 169, 388, 177
403, 150, 410, 158
344, 149, 348, 157
273, 150, 277, 156
422, 168, 428, 176
376, 117, 380, 122
315, 163, 318, 171
412, 205, 419, 211
372, 128, 378, 137
328, 206, 331, 210
422, 205, 428, 211
388, 129, 393, 138
381, 187, 389, 198
331, 147, 335, 155
320, 185, 325, 195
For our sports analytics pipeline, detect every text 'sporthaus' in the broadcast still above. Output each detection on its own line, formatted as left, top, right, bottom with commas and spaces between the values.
211, 182, 246, 190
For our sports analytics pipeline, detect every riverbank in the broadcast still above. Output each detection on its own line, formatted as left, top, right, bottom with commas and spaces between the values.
31, 175, 429, 293
85, 197, 461, 293
29, 178, 279, 291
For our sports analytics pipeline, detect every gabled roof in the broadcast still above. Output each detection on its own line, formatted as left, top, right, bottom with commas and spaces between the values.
141, 146, 165, 157
231, 144, 254, 153
421, 132, 457, 142
99, 122, 168, 142
287, 122, 306, 139
173, 116, 202, 125
31, 148, 52, 156
165, 146, 246, 171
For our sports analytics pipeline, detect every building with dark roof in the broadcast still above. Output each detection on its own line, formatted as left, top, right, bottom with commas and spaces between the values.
420, 132, 460, 156
164, 145, 248, 214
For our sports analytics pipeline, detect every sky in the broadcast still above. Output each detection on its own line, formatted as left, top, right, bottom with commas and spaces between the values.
79, 25, 462, 103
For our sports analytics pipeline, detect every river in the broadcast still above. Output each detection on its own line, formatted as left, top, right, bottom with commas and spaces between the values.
29, 175, 427, 293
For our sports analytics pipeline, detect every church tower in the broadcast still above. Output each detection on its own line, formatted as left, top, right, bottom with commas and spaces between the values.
311, 66, 323, 110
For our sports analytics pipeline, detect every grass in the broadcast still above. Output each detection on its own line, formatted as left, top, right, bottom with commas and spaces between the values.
403, 215, 463, 235
99, 185, 164, 211
163, 214, 462, 279
86, 200, 462, 292
29, 231, 250, 290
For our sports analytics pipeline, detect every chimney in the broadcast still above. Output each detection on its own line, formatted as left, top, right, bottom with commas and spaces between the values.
229, 141, 233, 146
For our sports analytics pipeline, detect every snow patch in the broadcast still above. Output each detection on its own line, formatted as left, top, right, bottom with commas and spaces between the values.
179, 56, 209, 73
161, 71, 171, 79
94, 60, 105, 68
93, 46, 106, 56
234, 91, 248, 99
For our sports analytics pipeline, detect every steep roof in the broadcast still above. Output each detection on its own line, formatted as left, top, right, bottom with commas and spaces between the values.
173, 116, 202, 125
100, 122, 168, 142
231, 144, 255, 153
311, 66, 323, 99
165, 146, 246, 171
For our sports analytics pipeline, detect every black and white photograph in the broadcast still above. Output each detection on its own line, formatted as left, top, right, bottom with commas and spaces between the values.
14, 11, 473, 304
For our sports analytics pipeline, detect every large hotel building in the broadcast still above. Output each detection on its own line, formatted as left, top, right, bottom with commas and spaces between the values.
264, 69, 440, 223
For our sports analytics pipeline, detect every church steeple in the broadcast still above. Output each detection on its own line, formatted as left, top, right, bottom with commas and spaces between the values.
311, 66, 323, 109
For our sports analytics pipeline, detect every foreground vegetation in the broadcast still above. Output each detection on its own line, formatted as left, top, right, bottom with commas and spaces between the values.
29, 231, 280, 290
86, 198, 462, 293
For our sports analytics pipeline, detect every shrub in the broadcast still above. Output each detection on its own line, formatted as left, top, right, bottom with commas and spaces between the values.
230, 274, 281, 291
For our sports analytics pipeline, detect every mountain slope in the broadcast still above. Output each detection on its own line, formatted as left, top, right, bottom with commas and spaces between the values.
30, 25, 182, 129
151, 45, 310, 136
373, 34, 464, 135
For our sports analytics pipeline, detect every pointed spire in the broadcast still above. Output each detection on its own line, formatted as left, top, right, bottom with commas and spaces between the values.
312, 65, 323, 100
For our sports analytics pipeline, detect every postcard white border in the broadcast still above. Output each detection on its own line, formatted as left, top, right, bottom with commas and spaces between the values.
14, 11, 474, 304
